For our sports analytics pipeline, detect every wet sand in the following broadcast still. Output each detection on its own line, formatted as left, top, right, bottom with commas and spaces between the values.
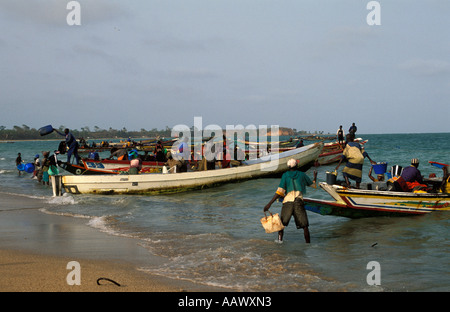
0, 192, 223, 292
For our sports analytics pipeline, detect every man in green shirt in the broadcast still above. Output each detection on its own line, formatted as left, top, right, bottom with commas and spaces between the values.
264, 159, 317, 243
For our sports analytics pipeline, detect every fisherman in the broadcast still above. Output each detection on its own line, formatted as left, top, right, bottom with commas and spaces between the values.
165, 152, 181, 173
401, 158, 427, 191
109, 147, 128, 160
33, 154, 41, 178
335, 134, 376, 188
368, 166, 385, 182
263, 159, 317, 243
38, 151, 50, 185
128, 150, 142, 174
348, 123, 357, 139
295, 139, 304, 148
154, 140, 167, 162
15, 153, 22, 175
336, 125, 345, 146
440, 166, 450, 193
54, 128, 80, 165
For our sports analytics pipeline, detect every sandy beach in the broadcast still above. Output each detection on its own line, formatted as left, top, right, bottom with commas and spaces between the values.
0, 192, 222, 292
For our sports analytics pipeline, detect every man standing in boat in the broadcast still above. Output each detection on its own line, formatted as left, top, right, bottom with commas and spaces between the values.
348, 122, 357, 140
336, 125, 345, 146
263, 159, 317, 243
54, 128, 80, 165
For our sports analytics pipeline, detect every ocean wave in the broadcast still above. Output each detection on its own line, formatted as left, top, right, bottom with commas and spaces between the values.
0, 190, 46, 200
137, 238, 340, 291
39, 207, 91, 219
88, 216, 115, 233
87, 215, 139, 240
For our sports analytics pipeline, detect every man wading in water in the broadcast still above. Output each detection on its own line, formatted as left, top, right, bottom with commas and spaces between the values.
264, 159, 317, 243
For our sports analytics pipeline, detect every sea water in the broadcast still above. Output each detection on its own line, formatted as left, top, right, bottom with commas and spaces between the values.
0, 133, 449, 291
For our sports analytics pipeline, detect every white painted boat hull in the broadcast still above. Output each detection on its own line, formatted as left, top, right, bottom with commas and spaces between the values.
62, 143, 323, 195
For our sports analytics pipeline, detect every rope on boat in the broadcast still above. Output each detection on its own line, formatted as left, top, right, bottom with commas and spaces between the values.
97, 277, 121, 287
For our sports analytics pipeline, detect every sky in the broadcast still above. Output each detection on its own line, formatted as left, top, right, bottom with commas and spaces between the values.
0, 0, 449, 134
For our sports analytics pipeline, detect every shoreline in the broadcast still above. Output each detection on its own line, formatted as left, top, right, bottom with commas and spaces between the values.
0, 192, 226, 292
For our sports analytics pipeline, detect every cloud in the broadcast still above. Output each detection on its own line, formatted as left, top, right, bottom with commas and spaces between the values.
0, 0, 130, 27
0, 0, 66, 26
399, 58, 450, 76
328, 26, 379, 48
166, 68, 218, 80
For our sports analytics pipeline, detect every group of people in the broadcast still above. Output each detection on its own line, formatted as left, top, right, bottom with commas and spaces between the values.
263, 123, 449, 245
336, 123, 358, 145
382, 159, 450, 194
334, 131, 448, 193
16, 151, 59, 185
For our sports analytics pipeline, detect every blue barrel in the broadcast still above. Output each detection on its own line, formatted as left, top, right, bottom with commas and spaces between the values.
24, 163, 35, 173
39, 125, 54, 136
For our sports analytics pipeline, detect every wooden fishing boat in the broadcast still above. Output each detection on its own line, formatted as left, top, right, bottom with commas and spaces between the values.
316, 149, 344, 166
246, 138, 367, 165
315, 138, 368, 166
77, 146, 113, 154
61, 142, 323, 195
304, 182, 450, 218
59, 158, 165, 175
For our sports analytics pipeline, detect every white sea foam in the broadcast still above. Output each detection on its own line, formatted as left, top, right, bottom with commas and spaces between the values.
87, 216, 111, 232
46, 193, 76, 205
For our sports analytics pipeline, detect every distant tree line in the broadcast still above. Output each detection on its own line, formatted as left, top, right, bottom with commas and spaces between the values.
0, 125, 173, 141
0, 125, 327, 141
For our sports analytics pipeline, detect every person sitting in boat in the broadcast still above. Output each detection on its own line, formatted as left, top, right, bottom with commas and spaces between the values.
109, 147, 128, 160
165, 152, 181, 173
295, 139, 304, 148
401, 158, 427, 192
335, 134, 376, 189
128, 150, 142, 174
